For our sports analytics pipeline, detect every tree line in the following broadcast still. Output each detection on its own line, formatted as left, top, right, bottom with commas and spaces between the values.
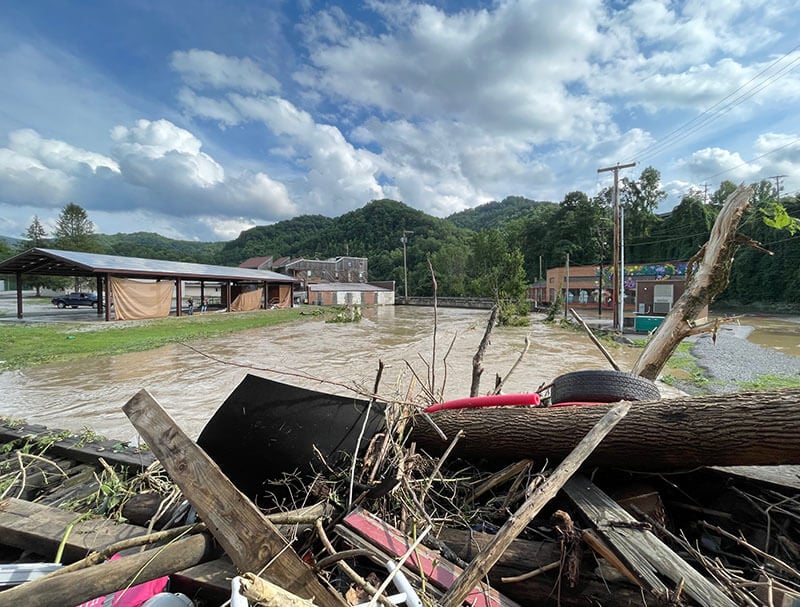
3, 167, 799, 310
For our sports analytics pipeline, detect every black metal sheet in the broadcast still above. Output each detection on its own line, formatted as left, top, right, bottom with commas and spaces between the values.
197, 374, 385, 500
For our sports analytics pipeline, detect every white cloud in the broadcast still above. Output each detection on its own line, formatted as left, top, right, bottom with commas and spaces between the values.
296, 0, 606, 140
197, 216, 260, 240
0, 129, 119, 208
171, 49, 281, 93
111, 119, 225, 189
9, 129, 120, 174
228, 95, 385, 213
177, 88, 242, 127
109, 118, 297, 218
674, 146, 760, 182
0, 147, 72, 205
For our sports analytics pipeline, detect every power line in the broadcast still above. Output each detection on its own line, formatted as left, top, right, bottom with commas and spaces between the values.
635, 44, 800, 163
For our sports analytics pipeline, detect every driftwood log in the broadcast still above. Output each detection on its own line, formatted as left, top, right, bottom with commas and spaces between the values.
411, 388, 800, 470
632, 184, 754, 379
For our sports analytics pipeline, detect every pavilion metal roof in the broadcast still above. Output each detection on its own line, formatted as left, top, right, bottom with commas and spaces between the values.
0, 248, 298, 283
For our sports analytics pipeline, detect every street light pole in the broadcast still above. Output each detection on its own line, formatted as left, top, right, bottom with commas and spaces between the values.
401, 230, 413, 304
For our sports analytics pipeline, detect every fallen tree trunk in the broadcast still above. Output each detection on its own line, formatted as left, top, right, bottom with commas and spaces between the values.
411, 388, 800, 470
0, 532, 214, 607
632, 184, 754, 380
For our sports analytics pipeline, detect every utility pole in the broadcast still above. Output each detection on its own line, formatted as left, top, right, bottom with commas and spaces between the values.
769, 175, 787, 202
401, 230, 413, 304
597, 161, 636, 332
564, 253, 570, 319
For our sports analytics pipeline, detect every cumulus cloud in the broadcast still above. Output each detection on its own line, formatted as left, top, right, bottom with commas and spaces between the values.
8, 129, 119, 174
108, 118, 297, 218
0, 129, 119, 207
111, 119, 225, 189
675, 147, 760, 182
295, 0, 605, 140
228, 95, 385, 214
171, 49, 280, 93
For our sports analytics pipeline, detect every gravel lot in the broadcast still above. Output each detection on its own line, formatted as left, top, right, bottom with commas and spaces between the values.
677, 323, 800, 394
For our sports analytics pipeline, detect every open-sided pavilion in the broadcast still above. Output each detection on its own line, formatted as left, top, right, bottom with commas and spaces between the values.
0, 248, 298, 320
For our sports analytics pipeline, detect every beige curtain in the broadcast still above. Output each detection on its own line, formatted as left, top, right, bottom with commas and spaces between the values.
231, 288, 263, 312
110, 277, 173, 320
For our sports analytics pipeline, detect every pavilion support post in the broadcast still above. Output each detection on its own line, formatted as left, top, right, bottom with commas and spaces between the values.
176, 279, 182, 317
226, 281, 232, 312
263, 282, 267, 309
104, 274, 111, 321
95, 275, 103, 316
15, 272, 23, 319
200, 280, 205, 308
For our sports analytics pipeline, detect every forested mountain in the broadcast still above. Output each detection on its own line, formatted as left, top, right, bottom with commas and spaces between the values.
96, 232, 223, 264
5, 173, 798, 307
218, 199, 473, 287
447, 196, 554, 230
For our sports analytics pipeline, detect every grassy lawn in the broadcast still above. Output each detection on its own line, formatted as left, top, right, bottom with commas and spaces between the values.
0, 307, 317, 370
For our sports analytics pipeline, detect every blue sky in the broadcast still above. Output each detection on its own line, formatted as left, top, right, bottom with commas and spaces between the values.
1, 0, 799, 242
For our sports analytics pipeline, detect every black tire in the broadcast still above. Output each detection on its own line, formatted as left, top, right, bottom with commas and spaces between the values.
91, 302, 97, 309
56, 301, 65, 309
550, 370, 660, 404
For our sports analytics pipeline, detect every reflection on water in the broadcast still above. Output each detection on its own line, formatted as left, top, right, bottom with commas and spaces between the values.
0, 306, 645, 441
739, 315, 800, 355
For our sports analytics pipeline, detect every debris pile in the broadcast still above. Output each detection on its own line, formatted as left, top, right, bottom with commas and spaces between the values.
3, 372, 799, 607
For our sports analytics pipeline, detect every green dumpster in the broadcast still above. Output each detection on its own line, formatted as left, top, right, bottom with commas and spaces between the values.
634, 315, 664, 332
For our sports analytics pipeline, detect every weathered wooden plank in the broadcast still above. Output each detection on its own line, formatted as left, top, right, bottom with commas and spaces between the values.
0, 498, 147, 563
711, 465, 800, 490
0, 422, 154, 470
171, 557, 237, 592
564, 475, 737, 607
122, 389, 346, 607
0, 532, 213, 607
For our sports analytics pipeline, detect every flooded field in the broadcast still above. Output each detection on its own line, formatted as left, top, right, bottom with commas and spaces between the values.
0, 306, 644, 441
1, 304, 796, 442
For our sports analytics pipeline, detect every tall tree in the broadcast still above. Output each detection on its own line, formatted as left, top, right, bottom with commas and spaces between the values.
53, 203, 99, 292
20, 215, 61, 296
710, 180, 738, 208
466, 229, 528, 325
22, 215, 48, 249
620, 166, 665, 242
53, 203, 99, 253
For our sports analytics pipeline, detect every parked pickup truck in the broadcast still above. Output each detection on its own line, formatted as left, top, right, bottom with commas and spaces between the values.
51, 292, 98, 309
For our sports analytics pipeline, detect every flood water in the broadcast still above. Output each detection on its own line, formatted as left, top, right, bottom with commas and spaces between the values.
1, 306, 796, 443
0, 306, 646, 442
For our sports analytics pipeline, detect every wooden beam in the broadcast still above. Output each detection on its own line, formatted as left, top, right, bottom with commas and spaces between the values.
0, 498, 149, 563
563, 474, 737, 607
0, 421, 155, 470
0, 531, 213, 607
122, 389, 346, 607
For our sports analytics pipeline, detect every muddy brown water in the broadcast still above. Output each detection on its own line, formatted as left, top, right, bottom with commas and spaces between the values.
0, 306, 795, 442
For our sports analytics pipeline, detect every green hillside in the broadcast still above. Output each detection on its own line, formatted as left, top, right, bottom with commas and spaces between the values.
96, 232, 223, 264
447, 196, 554, 231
